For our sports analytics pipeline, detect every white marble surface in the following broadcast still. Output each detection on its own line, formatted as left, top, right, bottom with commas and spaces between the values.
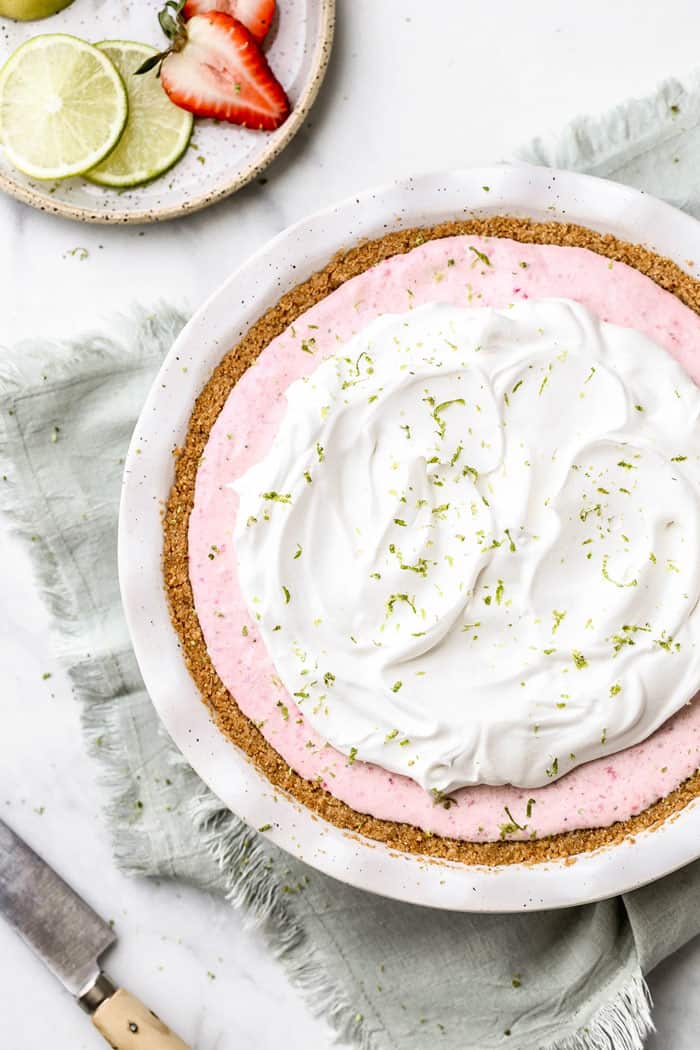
3, 1, 700, 1046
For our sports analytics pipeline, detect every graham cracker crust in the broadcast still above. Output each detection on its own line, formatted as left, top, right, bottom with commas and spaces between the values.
163, 216, 700, 865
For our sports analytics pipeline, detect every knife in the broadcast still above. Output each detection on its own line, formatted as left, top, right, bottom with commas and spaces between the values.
0, 817, 191, 1049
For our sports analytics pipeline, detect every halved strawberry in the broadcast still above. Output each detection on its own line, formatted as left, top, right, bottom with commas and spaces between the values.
181, 0, 275, 42
139, 8, 290, 131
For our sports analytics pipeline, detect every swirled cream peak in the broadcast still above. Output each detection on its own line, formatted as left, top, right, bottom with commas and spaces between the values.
233, 299, 700, 793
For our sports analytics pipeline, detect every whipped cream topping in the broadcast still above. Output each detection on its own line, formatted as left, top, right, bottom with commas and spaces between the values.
233, 299, 700, 793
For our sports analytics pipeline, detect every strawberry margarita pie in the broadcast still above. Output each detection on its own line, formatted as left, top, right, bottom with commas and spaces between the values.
164, 217, 700, 863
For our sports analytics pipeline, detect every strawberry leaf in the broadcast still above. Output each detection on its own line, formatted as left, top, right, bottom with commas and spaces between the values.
159, 0, 187, 36
134, 52, 167, 76
144, 0, 188, 74
158, 9, 180, 39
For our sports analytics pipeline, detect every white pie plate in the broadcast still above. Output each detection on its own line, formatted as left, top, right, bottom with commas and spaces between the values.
119, 164, 700, 911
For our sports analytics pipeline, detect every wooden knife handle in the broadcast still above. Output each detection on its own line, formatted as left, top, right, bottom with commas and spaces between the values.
92, 987, 190, 1050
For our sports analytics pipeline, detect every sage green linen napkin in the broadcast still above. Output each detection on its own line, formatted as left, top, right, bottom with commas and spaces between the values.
4, 75, 700, 1050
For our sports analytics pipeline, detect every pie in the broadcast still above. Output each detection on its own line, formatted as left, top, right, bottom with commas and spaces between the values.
164, 217, 700, 864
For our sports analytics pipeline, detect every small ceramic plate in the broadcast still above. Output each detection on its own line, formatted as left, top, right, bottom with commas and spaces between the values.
0, 0, 334, 223
119, 166, 700, 910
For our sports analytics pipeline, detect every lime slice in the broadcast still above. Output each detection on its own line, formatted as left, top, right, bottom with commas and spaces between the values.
0, 34, 127, 180
0, 0, 75, 18
87, 41, 193, 189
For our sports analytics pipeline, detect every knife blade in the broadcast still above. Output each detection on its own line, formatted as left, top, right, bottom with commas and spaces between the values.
0, 818, 191, 1049
0, 817, 115, 997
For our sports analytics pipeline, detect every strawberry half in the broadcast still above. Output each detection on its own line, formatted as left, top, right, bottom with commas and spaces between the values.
182, 0, 275, 42
138, 5, 290, 131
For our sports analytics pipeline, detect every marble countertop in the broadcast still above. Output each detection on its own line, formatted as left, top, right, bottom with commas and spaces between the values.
3, 0, 700, 1046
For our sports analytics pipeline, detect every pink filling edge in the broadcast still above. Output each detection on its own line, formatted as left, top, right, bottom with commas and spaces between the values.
188, 234, 700, 842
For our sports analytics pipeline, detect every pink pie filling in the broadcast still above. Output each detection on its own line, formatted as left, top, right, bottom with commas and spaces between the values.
189, 235, 700, 841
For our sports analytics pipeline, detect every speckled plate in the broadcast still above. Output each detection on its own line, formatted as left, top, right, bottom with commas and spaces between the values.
0, 0, 334, 223
119, 166, 700, 910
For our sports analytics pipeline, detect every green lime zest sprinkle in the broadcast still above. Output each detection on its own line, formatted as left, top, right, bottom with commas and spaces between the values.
282, 585, 291, 604
431, 788, 459, 810
294, 544, 303, 559
512, 379, 523, 394
432, 398, 465, 439
300, 338, 316, 354
655, 630, 680, 653
579, 503, 601, 522
551, 609, 567, 634
392, 680, 403, 693
324, 672, 336, 688
495, 579, 504, 605
399, 738, 410, 747
611, 633, 634, 654
303, 471, 313, 484
385, 729, 399, 742
258, 823, 272, 832
526, 798, 536, 818
617, 460, 635, 470
241, 625, 249, 637
462, 464, 479, 482
348, 747, 358, 765
602, 555, 637, 588
468, 246, 491, 267
386, 593, 417, 617
394, 518, 407, 527
504, 528, 516, 552
399, 556, 428, 576
545, 757, 559, 778
276, 701, 289, 720
354, 350, 373, 375
316, 442, 325, 462
261, 491, 291, 503
671, 455, 687, 462
572, 650, 588, 670
498, 805, 526, 839
584, 366, 596, 384
610, 683, 621, 696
